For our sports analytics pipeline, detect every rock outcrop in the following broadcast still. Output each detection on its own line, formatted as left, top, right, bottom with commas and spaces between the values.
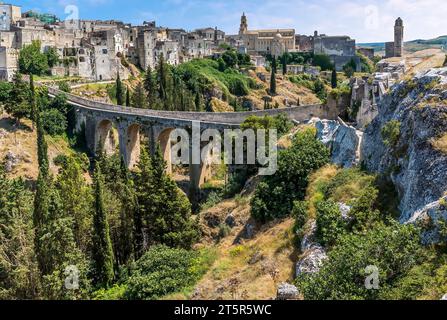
276, 283, 299, 300
296, 220, 327, 277
316, 119, 362, 168
361, 68, 447, 231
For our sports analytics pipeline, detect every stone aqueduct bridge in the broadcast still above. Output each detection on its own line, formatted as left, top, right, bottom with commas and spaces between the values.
48, 87, 336, 191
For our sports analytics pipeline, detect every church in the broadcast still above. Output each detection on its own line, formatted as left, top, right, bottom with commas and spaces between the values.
238, 13, 296, 57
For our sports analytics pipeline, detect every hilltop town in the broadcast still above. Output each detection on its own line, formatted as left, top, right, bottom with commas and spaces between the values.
0, 1, 447, 303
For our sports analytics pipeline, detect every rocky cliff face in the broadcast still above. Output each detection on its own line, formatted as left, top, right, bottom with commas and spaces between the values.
361, 68, 447, 230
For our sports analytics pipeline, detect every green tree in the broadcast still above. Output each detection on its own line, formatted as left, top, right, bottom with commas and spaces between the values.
0, 165, 40, 299
331, 69, 337, 89
125, 86, 131, 107
131, 82, 148, 109
56, 155, 93, 252
282, 54, 287, 75
115, 73, 124, 106
91, 162, 115, 288
41, 109, 67, 136
135, 145, 199, 250
343, 59, 357, 78
4, 73, 32, 124
313, 54, 333, 71
18, 41, 49, 75
297, 222, 421, 300
45, 47, 60, 69
144, 66, 157, 108
251, 128, 330, 222
270, 57, 277, 95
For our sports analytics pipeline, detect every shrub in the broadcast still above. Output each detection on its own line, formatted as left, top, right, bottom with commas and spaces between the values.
315, 200, 347, 247
251, 129, 330, 222
41, 109, 67, 136
297, 222, 421, 300
313, 54, 333, 71
381, 120, 401, 147
125, 245, 204, 300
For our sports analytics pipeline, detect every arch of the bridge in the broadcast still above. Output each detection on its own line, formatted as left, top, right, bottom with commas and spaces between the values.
95, 119, 118, 156
90, 116, 216, 195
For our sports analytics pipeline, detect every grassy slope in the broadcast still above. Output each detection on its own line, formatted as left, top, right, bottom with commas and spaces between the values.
0, 112, 74, 181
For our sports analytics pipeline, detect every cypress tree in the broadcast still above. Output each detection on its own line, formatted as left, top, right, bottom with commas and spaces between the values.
282, 54, 287, 75
92, 162, 115, 287
131, 82, 148, 109
115, 72, 124, 105
157, 54, 167, 101
126, 86, 131, 107
144, 65, 157, 108
29, 74, 36, 128
270, 57, 277, 96
331, 68, 338, 89
195, 92, 203, 112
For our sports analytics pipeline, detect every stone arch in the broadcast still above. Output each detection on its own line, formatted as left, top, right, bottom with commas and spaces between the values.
157, 127, 175, 175
95, 119, 117, 156
126, 123, 141, 169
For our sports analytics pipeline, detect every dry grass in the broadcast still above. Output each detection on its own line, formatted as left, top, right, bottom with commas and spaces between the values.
305, 165, 339, 219
431, 133, 447, 154
0, 112, 74, 181
192, 217, 297, 300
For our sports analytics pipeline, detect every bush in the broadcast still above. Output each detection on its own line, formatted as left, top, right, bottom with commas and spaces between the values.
315, 200, 347, 247
41, 109, 67, 136
381, 120, 401, 147
297, 222, 421, 300
313, 54, 333, 71
251, 128, 330, 222
125, 245, 208, 300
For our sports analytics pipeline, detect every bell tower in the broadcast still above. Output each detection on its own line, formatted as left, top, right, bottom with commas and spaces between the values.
239, 12, 248, 35
394, 17, 404, 57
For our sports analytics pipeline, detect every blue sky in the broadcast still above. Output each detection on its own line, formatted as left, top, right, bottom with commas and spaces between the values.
11, 0, 447, 43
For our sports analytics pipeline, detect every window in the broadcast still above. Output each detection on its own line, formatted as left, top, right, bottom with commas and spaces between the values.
102, 49, 108, 54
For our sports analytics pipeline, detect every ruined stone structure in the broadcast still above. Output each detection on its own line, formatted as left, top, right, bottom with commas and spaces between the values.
313, 31, 360, 72
386, 18, 404, 58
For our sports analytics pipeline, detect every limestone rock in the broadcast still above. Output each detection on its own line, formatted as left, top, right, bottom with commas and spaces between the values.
338, 203, 352, 221
5, 151, 20, 173
441, 294, 447, 300
296, 246, 327, 277
300, 220, 318, 252
316, 119, 362, 168
406, 196, 447, 245
0, 128, 7, 139
361, 67, 447, 238
276, 283, 299, 300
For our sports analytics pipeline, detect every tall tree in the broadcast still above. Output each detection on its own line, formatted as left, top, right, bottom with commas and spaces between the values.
144, 65, 157, 108
0, 165, 40, 299
282, 54, 287, 75
56, 155, 93, 252
195, 92, 203, 112
135, 144, 199, 250
131, 82, 148, 109
91, 162, 115, 287
115, 72, 124, 106
157, 54, 167, 101
125, 86, 131, 107
331, 68, 338, 89
270, 57, 277, 96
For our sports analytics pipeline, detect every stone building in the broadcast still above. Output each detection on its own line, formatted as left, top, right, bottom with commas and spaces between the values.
236, 13, 295, 56
313, 31, 360, 71
386, 18, 404, 58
